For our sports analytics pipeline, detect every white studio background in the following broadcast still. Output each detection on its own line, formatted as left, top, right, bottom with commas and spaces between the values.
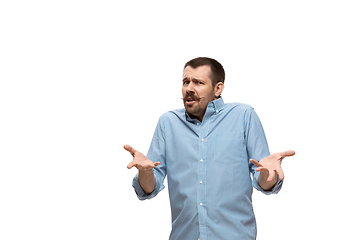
0, 1, 359, 239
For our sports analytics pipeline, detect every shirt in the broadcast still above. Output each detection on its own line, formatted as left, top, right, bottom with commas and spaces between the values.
132, 97, 283, 240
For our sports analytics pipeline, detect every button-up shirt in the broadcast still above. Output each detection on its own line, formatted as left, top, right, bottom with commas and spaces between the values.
132, 98, 283, 240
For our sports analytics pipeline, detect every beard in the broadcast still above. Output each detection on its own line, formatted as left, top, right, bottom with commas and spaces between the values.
182, 92, 207, 120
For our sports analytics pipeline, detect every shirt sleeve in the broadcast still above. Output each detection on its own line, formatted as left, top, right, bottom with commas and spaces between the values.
245, 108, 283, 195
132, 116, 167, 200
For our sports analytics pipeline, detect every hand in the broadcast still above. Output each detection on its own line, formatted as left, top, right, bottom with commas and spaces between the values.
124, 144, 161, 171
250, 150, 295, 182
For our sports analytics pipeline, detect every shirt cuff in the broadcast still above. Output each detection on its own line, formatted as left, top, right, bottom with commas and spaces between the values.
252, 171, 283, 195
132, 173, 165, 200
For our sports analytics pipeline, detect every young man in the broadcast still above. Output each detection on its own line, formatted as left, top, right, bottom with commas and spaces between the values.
124, 57, 295, 240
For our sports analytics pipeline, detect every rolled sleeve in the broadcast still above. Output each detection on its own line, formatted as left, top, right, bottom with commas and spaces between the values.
132, 171, 165, 201
252, 171, 283, 195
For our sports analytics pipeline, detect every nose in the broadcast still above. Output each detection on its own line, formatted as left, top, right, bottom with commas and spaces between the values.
186, 81, 195, 94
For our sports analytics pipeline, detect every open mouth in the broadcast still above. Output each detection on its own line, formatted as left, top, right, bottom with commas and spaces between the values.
186, 98, 196, 104
183, 93, 200, 106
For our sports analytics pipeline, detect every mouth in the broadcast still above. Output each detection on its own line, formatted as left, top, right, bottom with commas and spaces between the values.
185, 97, 197, 105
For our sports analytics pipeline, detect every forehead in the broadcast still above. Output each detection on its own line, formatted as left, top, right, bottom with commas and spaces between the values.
183, 65, 212, 80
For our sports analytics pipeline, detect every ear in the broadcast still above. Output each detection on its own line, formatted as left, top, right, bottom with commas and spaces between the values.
214, 82, 225, 98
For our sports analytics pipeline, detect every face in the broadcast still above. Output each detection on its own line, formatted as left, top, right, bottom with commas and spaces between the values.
182, 65, 224, 122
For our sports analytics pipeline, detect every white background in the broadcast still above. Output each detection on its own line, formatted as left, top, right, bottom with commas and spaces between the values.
1, 1, 359, 239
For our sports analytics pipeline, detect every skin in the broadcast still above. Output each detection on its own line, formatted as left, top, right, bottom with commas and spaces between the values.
124, 144, 160, 194
182, 65, 224, 122
125, 65, 295, 193
250, 150, 295, 190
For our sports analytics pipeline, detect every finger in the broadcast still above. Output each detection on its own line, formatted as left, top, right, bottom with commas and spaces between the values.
267, 170, 276, 182
276, 167, 285, 180
281, 150, 295, 158
255, 167, 268, 172
127, 161, 137, 169
250, 159, 262, 167
124, 144, 136, 157
154, 161, 161, 167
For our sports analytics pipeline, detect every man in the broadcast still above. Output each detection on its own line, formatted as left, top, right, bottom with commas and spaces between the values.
124, 57, 295, 239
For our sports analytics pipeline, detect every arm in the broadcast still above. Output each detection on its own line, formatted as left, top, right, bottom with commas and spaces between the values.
245, 108, 294, 193
138, 169, 157, 194
250, 150, 295, 190
124, 144, 160, 194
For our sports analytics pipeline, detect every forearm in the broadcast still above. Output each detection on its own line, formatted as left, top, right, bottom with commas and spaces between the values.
138, 169, 156, 194
258, 171, 278, 191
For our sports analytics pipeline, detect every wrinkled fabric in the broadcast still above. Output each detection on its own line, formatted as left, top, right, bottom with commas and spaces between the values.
132, 98, 282, 240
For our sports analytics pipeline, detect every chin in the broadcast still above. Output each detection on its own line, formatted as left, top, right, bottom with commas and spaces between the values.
185, 107, 201, 117
185, 105, 194, 113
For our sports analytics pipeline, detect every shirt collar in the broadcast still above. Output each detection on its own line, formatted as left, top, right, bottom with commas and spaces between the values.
207, 97, 225, 113
185, 97, 225, 123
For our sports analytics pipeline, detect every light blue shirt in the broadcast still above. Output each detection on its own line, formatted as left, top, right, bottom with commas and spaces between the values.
132, 98, 282, 240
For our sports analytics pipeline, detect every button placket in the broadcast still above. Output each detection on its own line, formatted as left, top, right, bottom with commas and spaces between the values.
197, 119, 209, 239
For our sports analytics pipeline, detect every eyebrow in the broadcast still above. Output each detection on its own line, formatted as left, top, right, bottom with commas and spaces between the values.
182, 77, 203, 82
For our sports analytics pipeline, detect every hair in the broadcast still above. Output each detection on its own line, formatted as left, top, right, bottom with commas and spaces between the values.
184, 57, 225, 87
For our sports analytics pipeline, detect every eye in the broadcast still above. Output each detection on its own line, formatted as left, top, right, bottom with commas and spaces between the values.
183, 80, 190, 85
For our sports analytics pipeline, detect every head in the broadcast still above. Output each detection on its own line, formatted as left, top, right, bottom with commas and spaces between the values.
182, 57, 225, 122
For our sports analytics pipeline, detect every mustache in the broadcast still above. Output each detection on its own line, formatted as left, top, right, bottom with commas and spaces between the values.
181, 93, 204, 102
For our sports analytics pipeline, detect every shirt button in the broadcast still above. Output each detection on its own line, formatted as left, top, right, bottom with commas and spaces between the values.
200, 203, 203, 206
200, 181, 203, 184
197, 123, 199, 125
201, 138, 204, 142
200, 159, 203, 162
216, 110, 219, 113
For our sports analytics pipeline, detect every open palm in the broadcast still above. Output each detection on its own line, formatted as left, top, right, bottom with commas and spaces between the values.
124, 144, 160, 171
250, 150, 295, 182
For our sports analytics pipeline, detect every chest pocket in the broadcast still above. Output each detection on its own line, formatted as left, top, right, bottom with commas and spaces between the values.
214, 132, 244, 165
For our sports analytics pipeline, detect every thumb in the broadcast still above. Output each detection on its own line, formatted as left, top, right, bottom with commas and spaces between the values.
281, 150, 295, 158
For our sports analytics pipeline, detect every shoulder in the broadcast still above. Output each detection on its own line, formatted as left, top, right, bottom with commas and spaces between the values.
224, 102, 254, 114
158, 108, 186, 122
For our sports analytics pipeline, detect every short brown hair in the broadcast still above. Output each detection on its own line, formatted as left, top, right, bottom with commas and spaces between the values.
184, 57, 225, 87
